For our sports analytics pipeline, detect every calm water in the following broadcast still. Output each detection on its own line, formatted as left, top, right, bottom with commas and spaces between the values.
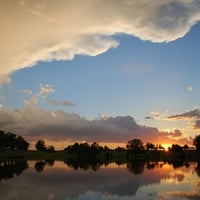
1, 160, 200, 200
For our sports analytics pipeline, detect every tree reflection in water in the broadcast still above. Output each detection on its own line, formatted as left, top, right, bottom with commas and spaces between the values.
33, 158, 200, 176
127, 161, 145, 175
0, 160, 28, 181
195, 160, 200, 177
1, 159, 200, 180
34, 160, 55, 172
34, 161, 46, 172
1, 160, 200, 200
64, 157, 102, 171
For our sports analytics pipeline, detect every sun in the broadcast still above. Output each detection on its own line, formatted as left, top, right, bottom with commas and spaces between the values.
162, 143, 171, 151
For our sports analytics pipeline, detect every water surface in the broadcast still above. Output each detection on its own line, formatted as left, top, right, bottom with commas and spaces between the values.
0, 160, 200, 200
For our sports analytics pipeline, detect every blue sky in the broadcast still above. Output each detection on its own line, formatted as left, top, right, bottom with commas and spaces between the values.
1, 0, 200, 149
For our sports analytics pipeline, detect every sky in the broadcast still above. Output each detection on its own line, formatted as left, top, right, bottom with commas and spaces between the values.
0, 0, 200, 149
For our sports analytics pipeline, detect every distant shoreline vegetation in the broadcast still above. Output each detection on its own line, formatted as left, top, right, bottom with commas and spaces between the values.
1, 130, 200, 162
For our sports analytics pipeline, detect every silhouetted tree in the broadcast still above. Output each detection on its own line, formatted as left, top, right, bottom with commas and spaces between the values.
64, 142, 103, 157
170, 144, 183, 152
0, 130, 29, 150
0, 130, 8, 150
15, 136, 29, 150
6, 132, 17, 150
183, 144, 189, 150
169, 144, 185, 162
193, 135, 200, 150
91, 142, 102, 153
104, 145, 109, 150
126, 139, 144, 152
157, 144, 165, 151
146, 142, 155, 150
115, 146, 125, 151
46, 145, 55, 152
35, 140, 46, 151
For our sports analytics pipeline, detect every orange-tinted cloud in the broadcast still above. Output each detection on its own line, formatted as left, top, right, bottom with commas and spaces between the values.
168, 108, 200, 130
168, 109, 200, 120
0, 105, 191, 147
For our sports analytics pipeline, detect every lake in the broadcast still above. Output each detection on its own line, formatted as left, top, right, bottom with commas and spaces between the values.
0, 160, 200, 200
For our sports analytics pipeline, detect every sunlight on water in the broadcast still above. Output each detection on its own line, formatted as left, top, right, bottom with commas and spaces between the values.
0, 161, 200, 200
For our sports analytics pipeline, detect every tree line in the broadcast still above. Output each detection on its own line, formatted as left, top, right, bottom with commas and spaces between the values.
36, 136, 200, 153
1, 129, 200, 153
35, 140, 55, 152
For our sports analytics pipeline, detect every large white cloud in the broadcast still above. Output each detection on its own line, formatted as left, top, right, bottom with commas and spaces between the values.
0, 0, 200, 83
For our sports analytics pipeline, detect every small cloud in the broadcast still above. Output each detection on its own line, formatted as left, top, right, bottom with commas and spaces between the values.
145, 116, 154, 120
101, 116, 139, 131
150, 110, 169, 120
168, 108, 200, 131
51, 112, 57, 118
46, 99, 76, 107
168, 191, 200, 199
21, 89, 33, 95
100, 114, 110, 120
193, 120, 200, 129
168, 129, 182, 138
187, 85, 192, 92
24, 96, 38, 106
39, 84, 55, 96
160, 129, 183, 138
23, 84, 55, 106
168, 109, 200, 120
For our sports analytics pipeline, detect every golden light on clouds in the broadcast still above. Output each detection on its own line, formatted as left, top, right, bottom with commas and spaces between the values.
1, 0, 200, 84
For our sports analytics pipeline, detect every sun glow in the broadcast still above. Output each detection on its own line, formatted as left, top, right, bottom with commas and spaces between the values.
162, 143, 171, 151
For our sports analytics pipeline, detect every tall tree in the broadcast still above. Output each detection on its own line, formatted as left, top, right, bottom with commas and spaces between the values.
0, 130, 7, 149
46, 145, 55, 152
6, 132, 17, 150
126, 139, 144, 152
193, 135, 200, 150
35, 140, 46, 151
16, 136, 29, 150
146, 142, 155, 150
170, 144, 183, 152
0, 130, 29, 150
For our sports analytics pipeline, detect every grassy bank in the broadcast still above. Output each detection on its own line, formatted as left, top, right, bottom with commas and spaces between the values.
0, 150, 67, 161
0, 149, 200, 162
